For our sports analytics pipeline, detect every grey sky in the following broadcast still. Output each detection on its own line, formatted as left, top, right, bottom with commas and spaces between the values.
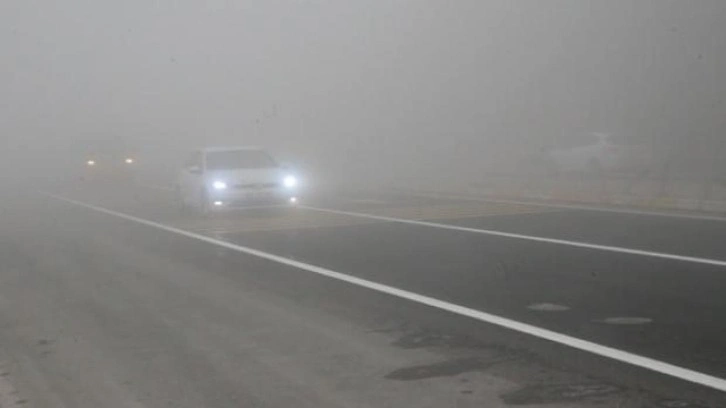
1, 1, 724, 181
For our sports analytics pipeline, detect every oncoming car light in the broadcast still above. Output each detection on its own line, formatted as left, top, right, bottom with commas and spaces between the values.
212, 181, 228, 190
87, 160, 96, 166
125, 158, 134, 164
283, 175, 298, 188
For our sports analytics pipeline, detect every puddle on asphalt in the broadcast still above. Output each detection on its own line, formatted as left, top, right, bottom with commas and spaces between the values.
385, 357, 505, 381
501, 383, 620, 405
387, 326, 715, 407
392, 329, 500, 350
527, 303, 571, 312
658, 400, 711, 408
600, 317, 653, 325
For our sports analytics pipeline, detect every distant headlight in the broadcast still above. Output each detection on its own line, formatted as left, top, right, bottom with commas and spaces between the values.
87, 160, 96, 166
212, 181, 228, 190
125, 158, 134, 164
283, 176, 298, 188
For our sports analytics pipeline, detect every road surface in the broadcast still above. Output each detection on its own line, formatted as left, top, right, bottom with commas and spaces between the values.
0, 183, 725, 407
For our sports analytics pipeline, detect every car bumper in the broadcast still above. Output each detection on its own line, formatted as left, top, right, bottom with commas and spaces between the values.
207, 188, 297, 208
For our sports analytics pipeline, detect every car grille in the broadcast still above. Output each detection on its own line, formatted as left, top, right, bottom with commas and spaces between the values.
233, 182, 279, 190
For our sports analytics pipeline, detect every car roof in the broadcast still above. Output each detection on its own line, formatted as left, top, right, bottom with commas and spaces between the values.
200, 146, 266, 153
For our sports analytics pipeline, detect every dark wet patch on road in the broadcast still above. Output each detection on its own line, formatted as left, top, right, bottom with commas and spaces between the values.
501, 383, 619, 405
657, 399, 712, 408
385, 357, 505, 381
392, 328, 505, 351
35, 339, 54, 358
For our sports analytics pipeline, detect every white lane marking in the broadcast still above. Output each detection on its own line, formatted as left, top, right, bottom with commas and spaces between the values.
300, 206, 726, 268
600, 317, 653, 325
527, 303, 571, 312
45, 193, 726, 393
403, 190, 726, 223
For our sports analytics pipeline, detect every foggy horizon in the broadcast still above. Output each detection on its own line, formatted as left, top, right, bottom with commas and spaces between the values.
2, 1, 725, 185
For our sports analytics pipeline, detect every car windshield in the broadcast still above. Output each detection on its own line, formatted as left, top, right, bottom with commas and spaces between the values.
205, 150, 277, 170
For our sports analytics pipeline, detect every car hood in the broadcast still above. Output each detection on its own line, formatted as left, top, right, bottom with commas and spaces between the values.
207, 167, 286, 185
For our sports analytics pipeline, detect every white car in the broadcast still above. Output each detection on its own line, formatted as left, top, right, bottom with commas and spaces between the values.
176, 147, 300, 213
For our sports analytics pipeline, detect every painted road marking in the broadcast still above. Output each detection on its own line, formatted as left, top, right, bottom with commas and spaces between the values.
45, 193, 726, 393
300, 206, 726, 268
527, 303, 571, 312
171, 202, 552, 235
182, 214, 379, 235
169, 208, 379, 235
366, 203, 557, 221
404, 190, 726, 223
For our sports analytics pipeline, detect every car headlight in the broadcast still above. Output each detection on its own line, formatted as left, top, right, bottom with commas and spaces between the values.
283, 175, 298, 188
87, 160, 96, 166
125, 158, 134, 164
212, 181, 228, 190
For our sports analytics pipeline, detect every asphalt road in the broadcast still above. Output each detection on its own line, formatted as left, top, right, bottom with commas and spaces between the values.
1, 182, 726, 407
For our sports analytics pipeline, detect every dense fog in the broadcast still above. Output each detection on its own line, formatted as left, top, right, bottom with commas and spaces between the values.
1, 0, 724, 191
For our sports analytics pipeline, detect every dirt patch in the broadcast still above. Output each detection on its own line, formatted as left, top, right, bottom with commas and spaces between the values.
657, 399, 711, 408
501, 383, 620, 405
392, 328, 503, 351
385, 357, 508, 381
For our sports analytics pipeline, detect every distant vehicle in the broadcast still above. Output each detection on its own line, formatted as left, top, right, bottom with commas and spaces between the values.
176, 147, 300, 213
543, 132, 651, 174
81, 147, 139, 184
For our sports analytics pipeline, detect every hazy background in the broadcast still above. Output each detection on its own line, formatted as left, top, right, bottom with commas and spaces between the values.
1, 0, 724, 188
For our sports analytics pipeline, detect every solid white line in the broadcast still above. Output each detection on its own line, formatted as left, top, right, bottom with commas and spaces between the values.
45, 193, 726, 393
300, 206, 726, 268
404, 190, 726, 222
